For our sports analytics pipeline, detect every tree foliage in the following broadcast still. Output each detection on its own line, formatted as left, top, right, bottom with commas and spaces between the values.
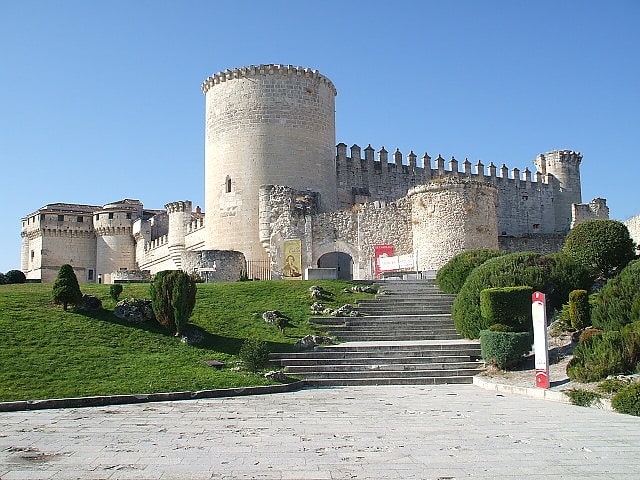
5, 270, 27, 284
436, 249, 505, 294
563, 219, 636, 279
149, 270, 197, 335
452, 252, 591, 339
110, 283, 123, 302
52, 264, 82, 311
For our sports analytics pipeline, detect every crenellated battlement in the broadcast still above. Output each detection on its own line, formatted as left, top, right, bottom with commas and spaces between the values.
201, 64, 338, 96
165, 200, 192, 214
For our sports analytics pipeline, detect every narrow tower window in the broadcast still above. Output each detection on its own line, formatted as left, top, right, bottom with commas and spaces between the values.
225, 176, 232, 193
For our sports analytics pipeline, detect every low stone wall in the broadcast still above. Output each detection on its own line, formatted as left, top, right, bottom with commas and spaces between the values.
498, 234, 565, 255
181, 250, 246, 283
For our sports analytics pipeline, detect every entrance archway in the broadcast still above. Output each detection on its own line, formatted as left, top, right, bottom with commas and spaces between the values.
317, 252, 353, 280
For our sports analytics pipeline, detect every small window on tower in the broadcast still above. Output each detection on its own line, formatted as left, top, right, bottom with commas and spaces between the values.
77, 216, 83, 223
108, 212, 114, 220
225, 176, 232, 193
57, 215, 64, 221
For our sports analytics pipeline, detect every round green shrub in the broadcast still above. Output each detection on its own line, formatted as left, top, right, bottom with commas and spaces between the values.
563, 219, 636, 280
591, 260, 640, 331
452, 252, 591, 339
436, 249, 504, 294
239, 338, 270, 372
488, 323, 516, 332
568, 289, 590, 330
5, 269, 27, 284
611, 382, 640, 416
480, 330, 531, 369
0, 272, 8, 285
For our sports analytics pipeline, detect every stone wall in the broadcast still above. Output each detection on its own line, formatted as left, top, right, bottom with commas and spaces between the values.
181, 250, 246, 283
571, 198, 609, 228
624, 214, 640, 248
498, 234, 566, 255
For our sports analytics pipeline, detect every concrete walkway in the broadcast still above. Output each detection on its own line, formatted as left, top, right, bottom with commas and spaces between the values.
1, 385, 639, 480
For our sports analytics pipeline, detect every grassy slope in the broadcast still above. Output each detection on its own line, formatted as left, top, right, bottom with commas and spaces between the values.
0, 280, 373, 401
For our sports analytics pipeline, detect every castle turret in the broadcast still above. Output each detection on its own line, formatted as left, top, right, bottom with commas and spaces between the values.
533, 150, 582, 233
165, 200, 192, 269
201, 65, 338, 271
94, 201, 140, 283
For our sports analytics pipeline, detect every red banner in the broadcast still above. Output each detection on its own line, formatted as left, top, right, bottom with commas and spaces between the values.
374, 244, 394, 278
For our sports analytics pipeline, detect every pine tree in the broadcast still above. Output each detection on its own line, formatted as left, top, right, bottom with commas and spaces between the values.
52, 264, 82, 311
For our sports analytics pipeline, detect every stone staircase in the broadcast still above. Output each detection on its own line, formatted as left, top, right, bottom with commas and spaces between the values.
270, 280, 484, 386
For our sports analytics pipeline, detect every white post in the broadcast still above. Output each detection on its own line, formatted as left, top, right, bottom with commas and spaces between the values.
532, 291, 550, 389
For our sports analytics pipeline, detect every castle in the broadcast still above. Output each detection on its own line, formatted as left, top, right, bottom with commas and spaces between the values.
21, 64, 613, 284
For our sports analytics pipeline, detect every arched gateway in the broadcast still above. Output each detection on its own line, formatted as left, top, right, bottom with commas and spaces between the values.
317, 252, 353, 280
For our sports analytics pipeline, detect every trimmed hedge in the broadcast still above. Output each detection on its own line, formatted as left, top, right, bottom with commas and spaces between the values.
480, 286, 533, 332
452, 252, 591, 339
591, 260, 640, 332
436, 249, 505, 294
568, 289, 590, 330
480, 330, 531, 369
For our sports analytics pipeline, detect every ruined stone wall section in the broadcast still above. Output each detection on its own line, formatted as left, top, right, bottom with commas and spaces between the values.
409, 179, 499, 271
498, 234, 566, 255
571, 198, 610, 228
181, 250, 246, 283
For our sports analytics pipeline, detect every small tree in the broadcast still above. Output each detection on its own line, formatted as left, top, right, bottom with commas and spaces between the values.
52, 264, 82, 311
568, 289, 590, 330
110, 283, 123, 302
5, 269, 27, 284
149, 270, 197, 335
563, 219, 636, 279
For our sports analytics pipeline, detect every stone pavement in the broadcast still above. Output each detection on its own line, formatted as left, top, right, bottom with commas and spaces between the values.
1, 385, 639, 480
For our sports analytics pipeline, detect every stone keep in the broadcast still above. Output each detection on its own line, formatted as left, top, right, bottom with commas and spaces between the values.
201, 65, 338, 264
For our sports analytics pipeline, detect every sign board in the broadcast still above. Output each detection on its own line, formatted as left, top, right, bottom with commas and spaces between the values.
532, 291, 550, 389
283, 239, 302, 279
374, 244, 394, 278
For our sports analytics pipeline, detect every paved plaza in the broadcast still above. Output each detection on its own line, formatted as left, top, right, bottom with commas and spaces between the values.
1, 385, 639, 479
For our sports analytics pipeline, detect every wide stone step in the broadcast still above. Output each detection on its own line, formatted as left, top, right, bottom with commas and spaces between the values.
299, 367, 481, 379
270, 354, 474, 365
310, 314, 454, 325
304, 376, 475, 386
357, 308, 452, 315
284, 362, 481, 374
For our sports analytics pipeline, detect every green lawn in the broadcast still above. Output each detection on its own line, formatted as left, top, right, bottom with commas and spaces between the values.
0, 280, 374, 401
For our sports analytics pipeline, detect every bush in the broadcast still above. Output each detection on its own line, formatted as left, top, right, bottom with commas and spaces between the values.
480, 330, 531, 369
0, 273, 7, 285
149, 270, 197, 335
591, 260, 640, 331
436, 249, 505, 294
480, 286, 533, 332
563, 219, 636, 280
579, 328, 602, 343
566, 331, 635, 382
52, 264, 82, 311
239, 338, 270, 372
568, 289, 590, 330
564, 389, 602, 407
5, 269, 26, 284
488, 323, 516, 333
452, 252, 591, 339
110, 283, 123, 302
611, 382, 640, 416
598, 378, 627, 394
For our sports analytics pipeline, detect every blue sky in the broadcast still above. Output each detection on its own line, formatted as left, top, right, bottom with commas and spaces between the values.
1, 0, 638, 273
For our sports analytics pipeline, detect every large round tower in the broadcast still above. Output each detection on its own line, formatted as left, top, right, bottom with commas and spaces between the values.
533, 150, 582, 233
201, 64, 338, 267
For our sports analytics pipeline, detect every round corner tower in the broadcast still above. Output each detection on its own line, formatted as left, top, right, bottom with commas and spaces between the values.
409, 179, 499, 271
201, 64, 338, 264
533, 150, 582, 233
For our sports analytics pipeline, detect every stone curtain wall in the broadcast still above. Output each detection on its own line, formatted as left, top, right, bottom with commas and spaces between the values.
571, 198, 610, 228
498, 234, 566, 255
409, 179, 499, 271
335, 146, 583, 238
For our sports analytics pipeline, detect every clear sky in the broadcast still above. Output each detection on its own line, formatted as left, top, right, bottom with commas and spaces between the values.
1, 0, 638, 273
